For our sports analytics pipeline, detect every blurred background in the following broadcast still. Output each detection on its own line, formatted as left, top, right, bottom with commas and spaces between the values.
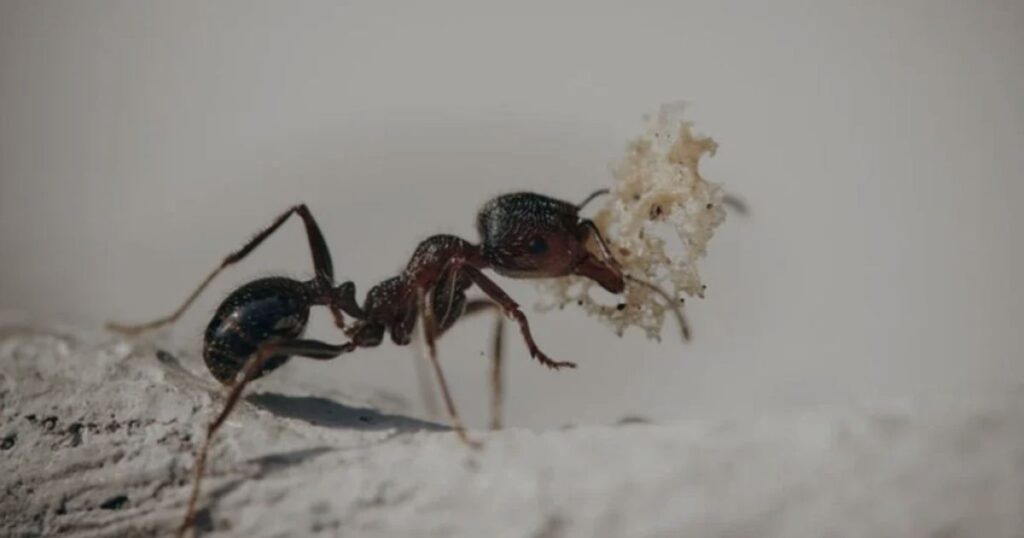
1, 0, 1020, 429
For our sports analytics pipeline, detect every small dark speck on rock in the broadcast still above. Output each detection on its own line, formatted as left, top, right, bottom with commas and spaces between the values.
100, 494, 128, 510
42, 416, 58, 431
616, 303, 627, 311
358, 416, 372, 423
193, 508, 215, 532
616, 415, 652, 425
67, 422, 84, 447
1, 434, 16, 450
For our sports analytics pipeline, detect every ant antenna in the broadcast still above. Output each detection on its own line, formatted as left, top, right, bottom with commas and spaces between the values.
625, 275, 691, 342
577, 188, 610, 211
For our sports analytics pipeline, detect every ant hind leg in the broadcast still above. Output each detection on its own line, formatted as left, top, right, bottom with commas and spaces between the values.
178, 338, 355, 538
109, 204, 334, 335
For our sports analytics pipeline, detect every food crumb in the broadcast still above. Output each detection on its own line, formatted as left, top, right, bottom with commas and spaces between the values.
537, 102, 727, 339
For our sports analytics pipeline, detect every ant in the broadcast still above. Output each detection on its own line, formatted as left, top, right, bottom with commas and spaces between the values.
107, 188, 681, 537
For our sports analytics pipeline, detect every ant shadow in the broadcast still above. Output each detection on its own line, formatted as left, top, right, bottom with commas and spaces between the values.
153, 347, 446, 434
190, 398, 446, 536
151, 350, 450, 533
246, 392, 448, 434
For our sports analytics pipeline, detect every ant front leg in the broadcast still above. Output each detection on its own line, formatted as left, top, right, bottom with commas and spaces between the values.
459, 265, 576, 370
415, 288, 482, 449
109, 204, 334, 335
179, 338, 355, 538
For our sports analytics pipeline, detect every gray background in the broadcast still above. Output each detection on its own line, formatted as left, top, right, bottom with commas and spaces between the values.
1, 0, 1021, 429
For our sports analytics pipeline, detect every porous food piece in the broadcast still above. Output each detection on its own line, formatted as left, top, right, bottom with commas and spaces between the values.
537, 103, 726, 339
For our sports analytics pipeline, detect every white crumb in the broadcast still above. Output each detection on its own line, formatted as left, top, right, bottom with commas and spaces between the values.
537, 103, 727, 339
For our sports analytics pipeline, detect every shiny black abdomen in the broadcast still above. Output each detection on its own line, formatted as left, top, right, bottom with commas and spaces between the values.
203, 277, 311, 384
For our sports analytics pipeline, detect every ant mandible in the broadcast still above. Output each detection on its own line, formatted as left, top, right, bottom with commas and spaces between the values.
107, 188, 633, 536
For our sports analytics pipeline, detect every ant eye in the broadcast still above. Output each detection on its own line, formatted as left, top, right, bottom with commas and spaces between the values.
528, 237, 548, 255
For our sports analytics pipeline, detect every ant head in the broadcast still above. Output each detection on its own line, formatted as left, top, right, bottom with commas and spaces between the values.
476, 192, 625, 293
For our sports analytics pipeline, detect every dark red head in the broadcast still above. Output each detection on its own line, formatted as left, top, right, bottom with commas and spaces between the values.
475, 192, 625, 293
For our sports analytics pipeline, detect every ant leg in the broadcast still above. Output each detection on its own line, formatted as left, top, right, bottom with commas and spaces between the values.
413, 269, 465, 420
459, 265, 576, 370
412, 296, 501, 424
109, 204, 334, 335
411, 347, 441, 420
179, 338, 355, 538
463, 300, 506, 430
415, 288, 482, 449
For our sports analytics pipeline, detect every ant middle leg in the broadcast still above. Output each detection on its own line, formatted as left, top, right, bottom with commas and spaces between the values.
413, 297, 506, 430
180, 338, 355, 538
109, 204, 334, 335
462, 300, 506, 430
410, 346, 441, 421
415, 288, 481, 448
459, 265, 576, 370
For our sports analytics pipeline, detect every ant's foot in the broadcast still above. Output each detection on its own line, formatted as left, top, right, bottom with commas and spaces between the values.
532, 350, 577, 370
460, 435, 484, 450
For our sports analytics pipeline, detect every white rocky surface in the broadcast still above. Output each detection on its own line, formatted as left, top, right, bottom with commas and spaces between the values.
2, 318, 1023, 538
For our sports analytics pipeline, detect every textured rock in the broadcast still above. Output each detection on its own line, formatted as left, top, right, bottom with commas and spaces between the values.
2, 320, 1023, 537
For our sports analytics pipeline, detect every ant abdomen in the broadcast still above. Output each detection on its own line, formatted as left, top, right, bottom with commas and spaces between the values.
202, 277, 311, 384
